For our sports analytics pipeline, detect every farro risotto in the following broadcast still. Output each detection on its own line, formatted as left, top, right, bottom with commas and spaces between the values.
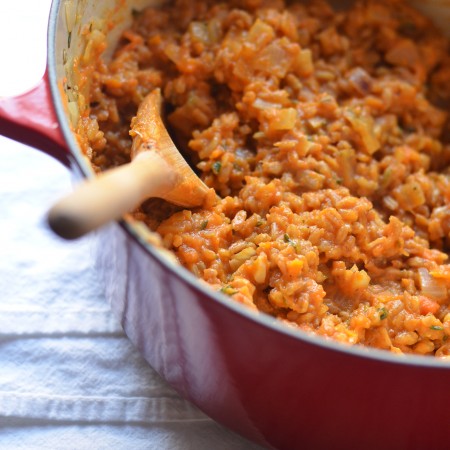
76, 0, 450, 357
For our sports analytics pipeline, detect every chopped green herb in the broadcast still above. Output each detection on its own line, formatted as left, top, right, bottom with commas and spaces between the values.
131, 8, 141, 18
256, 220, 263, 227
220, 285, 238, 296
212, 161, 222, 174
284, 233, 298, 250
379, 307, 388, 321
68, 31, 72, 49
200, 220, 208, 230
336, 178, 343, 185
430, 325, 443, 331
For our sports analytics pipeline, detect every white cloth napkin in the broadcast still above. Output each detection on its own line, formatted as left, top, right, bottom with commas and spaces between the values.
0, 139, 263, 449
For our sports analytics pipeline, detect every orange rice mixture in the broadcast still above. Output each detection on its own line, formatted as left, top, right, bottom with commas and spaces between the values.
78, 0, 450, 357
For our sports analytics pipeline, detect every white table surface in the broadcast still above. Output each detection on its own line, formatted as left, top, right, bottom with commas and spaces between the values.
0, 2, 263, 448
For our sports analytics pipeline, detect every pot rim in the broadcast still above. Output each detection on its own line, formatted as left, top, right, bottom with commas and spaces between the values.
46, 0, 450, 371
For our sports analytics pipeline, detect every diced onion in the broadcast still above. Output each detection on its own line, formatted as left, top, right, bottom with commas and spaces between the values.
348, 67, 373, 95
270, 108, 297, 131
67, 101, 80, 127
295, 49, 314, 77
344, 110, 380, 154
394, 181, 425, 210
418, 268, 447, 300
189, 22, 210, 46
248, 19, 275, 47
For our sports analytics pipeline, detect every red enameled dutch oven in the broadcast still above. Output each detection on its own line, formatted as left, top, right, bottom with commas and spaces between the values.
1, 1, 450, 449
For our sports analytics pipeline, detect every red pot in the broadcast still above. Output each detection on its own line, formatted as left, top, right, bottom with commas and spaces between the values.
1, 1, 449, 449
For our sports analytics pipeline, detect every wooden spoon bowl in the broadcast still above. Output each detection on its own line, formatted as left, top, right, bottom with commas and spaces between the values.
48, 89, 209, 239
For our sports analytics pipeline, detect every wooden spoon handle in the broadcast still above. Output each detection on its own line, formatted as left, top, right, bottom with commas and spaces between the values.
47, 151, 176, 240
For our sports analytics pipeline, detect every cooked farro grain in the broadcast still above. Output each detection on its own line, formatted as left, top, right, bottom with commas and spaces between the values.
77, 0, 450, 357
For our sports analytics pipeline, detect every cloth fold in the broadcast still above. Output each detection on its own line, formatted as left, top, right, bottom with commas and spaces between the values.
0, 393, 208, 424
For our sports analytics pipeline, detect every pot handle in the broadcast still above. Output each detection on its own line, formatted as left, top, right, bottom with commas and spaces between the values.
0, 70, 70, 167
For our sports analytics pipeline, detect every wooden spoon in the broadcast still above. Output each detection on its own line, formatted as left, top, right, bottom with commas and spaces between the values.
48, 89, 209, 240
